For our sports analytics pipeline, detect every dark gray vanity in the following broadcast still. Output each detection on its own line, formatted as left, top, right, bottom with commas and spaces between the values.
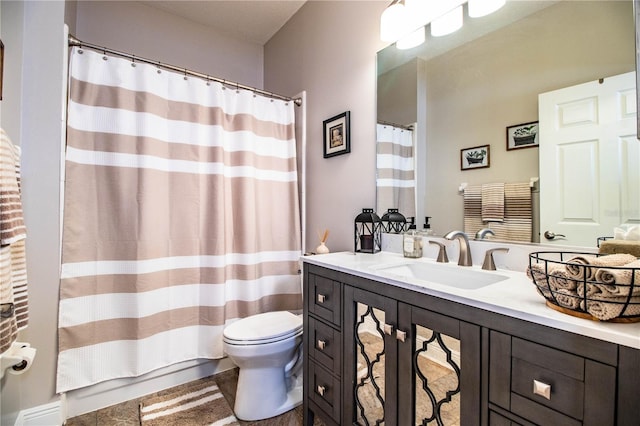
302, 252, 640, 426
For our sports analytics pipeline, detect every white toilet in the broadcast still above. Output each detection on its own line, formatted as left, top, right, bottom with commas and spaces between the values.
222, 311, 303, 421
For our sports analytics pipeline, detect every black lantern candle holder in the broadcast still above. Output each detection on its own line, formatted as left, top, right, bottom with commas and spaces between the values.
380, 208, 407, 234
354, 208, 382, 253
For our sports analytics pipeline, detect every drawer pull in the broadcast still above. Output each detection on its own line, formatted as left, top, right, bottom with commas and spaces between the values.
533, 379, 551, 400
383, 323, 394, 335
396, 329, 407, 342
317, 294, 326, 304
317, 385, 326, 396
317, 339, 326, 350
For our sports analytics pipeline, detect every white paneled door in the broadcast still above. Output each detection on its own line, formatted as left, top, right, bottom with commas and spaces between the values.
539, 71, 639, 247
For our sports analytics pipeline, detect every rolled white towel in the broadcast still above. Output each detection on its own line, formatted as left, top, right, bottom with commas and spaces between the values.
565, 254, 637, 281
592, 259, 640, 297
581, 295, 640, 321
550, 288, 581, 310
526, 263, 556, 298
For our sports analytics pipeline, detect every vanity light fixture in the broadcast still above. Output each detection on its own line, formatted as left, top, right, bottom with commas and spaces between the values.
430, 5, 463, 37
380, 0, 408, 43
380, 0, 506, 47
396, 27, 425, 50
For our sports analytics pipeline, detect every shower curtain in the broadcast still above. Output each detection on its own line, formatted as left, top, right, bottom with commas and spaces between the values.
376, 123, 416, 219
57, 47, 302, 393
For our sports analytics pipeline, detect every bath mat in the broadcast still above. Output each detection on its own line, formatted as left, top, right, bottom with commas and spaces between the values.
139, 376, 239, 426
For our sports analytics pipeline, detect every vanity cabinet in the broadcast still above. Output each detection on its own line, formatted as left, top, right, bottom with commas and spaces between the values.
302, 262, 640, 426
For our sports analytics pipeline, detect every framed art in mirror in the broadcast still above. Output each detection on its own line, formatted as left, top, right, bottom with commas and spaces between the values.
506, 121, 539, 150
461, 145, 489, 170
323, 111, 350, 158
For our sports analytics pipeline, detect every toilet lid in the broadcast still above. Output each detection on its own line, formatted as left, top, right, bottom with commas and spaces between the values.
223, 311, 302, 343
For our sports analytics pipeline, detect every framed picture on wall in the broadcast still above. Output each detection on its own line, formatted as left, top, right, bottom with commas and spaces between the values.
323, 111, 350, 158
461, 145, 490, 170
506, 121, 539, 150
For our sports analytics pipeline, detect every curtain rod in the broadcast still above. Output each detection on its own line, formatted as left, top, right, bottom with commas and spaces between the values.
68, 35, 302, 106
377, 120, 414, 131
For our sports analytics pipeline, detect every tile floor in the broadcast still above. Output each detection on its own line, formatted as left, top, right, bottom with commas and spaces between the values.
65, 368, 323, 426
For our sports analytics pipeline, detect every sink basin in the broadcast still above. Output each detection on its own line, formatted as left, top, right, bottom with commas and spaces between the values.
373, 262, 508, 290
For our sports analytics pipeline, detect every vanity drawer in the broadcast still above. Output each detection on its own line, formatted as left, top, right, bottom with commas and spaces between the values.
308, 273, 342, 326
308, 316, 341, 373
308, 360, 341, 422
511, 357, 583, 420
490, 331, 616, 426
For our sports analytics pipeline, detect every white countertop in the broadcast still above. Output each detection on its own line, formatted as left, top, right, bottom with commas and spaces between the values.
302, 251, 640, 350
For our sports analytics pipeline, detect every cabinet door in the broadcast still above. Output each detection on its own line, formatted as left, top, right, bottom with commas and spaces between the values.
397, 303, 481, 425
343, 286, 398, 426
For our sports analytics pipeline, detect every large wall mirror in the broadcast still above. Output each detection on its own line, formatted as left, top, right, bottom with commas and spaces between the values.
376, 0, 639, 248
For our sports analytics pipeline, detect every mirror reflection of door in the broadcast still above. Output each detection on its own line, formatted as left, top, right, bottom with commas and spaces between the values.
539, 72, 640, 247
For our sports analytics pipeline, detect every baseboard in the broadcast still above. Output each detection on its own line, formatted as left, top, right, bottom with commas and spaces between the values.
15, 401, 63, 426
63, 357, 236, 420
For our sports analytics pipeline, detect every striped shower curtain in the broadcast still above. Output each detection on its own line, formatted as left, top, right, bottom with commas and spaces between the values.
57, 47, 302, 392
376, 123, 416, 219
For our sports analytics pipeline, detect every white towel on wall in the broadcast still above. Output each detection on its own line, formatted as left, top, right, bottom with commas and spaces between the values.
0, 129, 29, 354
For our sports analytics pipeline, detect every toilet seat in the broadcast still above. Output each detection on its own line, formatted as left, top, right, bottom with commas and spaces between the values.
223, 311, 302, 346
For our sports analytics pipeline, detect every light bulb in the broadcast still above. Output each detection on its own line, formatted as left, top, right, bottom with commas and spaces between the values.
380, 2, 408, 42
468, 0, 506, 18
397, 27, 425, 50
431, 5, 463, 37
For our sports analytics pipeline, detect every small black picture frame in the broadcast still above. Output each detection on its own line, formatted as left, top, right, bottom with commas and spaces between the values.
323, 111, 350, 158
506, 121, 539, 150
461, 144, 490, 170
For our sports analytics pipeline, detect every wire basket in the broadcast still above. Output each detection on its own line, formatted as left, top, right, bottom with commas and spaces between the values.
528, 251, 640, 323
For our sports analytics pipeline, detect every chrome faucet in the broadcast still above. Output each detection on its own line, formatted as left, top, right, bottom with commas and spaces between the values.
475, 228, 495, 240
444, 230, 473, 266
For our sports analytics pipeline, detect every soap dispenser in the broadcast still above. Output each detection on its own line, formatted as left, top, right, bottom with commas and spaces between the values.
403, 222, 423, 258
422, 216, 435, 236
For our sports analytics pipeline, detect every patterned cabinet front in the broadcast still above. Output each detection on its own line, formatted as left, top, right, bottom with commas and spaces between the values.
397, 303, 482, 425
343, 285, 399, 426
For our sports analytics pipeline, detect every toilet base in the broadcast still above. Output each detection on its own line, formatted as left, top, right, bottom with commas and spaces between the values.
233, 367, 303, 421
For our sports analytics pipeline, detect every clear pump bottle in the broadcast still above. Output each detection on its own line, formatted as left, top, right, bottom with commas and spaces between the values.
403, 223, 423, 258
422, 216, 435, 236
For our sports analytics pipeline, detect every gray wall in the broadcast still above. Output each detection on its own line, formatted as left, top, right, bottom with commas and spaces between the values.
1, 2, 66, 424
265, 1, 388, 253
73, 1, 265, 89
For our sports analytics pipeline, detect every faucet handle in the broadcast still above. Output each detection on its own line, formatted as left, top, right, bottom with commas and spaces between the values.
428, 241, 449, 263
482, 248, 509, 271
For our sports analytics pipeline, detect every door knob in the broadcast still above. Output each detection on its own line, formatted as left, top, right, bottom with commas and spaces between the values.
544, 231, 566, 240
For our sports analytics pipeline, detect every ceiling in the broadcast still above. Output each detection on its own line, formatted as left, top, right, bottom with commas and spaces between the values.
140, 1, 307, 45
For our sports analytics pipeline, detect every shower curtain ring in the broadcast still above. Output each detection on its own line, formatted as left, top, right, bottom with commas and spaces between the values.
131, 55, 136, 67
184, 68, 188, 81
236, 82, 240, 94
102, 50, 108, 61
157, 61, 162, 74
206, 76, 211, 86
222, 79, 226, 90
